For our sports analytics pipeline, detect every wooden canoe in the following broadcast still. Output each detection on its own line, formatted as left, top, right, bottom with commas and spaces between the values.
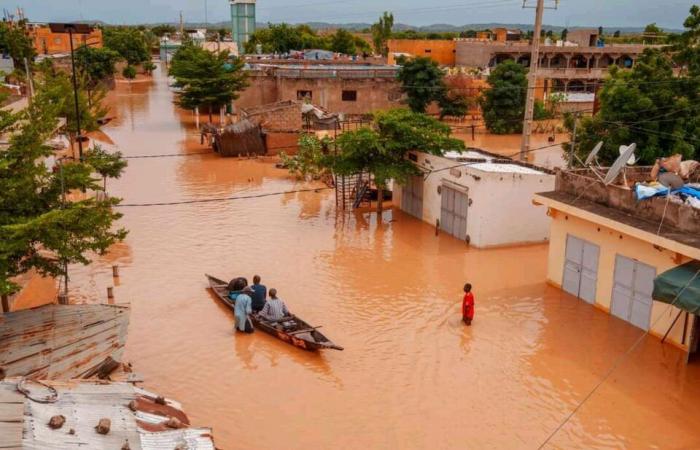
205, 274, 344, 352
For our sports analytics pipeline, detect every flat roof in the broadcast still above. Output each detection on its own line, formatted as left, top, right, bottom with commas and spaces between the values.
443, 150, 495, 161
535, 191, 700, 258
470, 162, 546, 175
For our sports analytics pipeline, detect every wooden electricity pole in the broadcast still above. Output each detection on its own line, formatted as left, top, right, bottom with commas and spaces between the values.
520, 0, 548, 161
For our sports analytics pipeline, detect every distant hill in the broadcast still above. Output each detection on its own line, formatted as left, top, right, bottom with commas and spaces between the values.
75, 20, 683, 34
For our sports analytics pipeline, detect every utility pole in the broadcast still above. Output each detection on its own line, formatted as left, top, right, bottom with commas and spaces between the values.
519, 0, 553, 161
180, 11, 184, 37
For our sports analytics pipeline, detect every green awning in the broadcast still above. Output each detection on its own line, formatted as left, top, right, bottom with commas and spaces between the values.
653, 261, 700, 314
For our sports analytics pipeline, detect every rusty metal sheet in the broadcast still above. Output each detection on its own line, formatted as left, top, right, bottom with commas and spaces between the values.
0, 304, 129, 380
0, 383, 24, 449
1, 379, 215, 450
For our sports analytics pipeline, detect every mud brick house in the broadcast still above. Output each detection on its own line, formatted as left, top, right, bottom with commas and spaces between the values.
236, 63, 402, 117
534, 168, 700, 359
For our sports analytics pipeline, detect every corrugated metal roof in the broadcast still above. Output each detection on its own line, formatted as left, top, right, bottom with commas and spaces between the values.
0, 304, 129, 380
0, 379, 215, 450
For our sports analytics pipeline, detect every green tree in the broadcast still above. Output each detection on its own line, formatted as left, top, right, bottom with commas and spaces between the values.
671, 5, 700, 75
75, 46, 120, 86
0, 95, 127, 307
0, 20, 36, 67
561, 28, 568, 41
480, 60, 527, 134
35, 62, 109, 145
331, 29, 357, 55
438, 93, 469, 120
613, 30, 621, 38
84, 145, 128, 191
328, 109, 464, 221
104, 27, 150, 65
566, 48, 700, 165
122, 65, 137, 79
280, 134, 329, 180
150, 24, 176, 37
371, 12, 394, 57
169, 43, 248, 121
397, 56, 447, 113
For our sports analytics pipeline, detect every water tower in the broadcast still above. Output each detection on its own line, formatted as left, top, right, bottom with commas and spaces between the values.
230, 0, 256, 53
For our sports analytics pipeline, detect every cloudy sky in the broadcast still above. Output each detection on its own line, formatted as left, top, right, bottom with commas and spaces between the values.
6, 0, 698, 28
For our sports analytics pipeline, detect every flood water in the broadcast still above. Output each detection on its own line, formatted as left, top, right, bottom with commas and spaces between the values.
58, 67, 700, 449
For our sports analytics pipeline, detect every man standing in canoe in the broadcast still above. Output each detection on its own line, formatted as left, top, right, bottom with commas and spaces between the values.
462, 283, 475, 326
234, 286, 254, 333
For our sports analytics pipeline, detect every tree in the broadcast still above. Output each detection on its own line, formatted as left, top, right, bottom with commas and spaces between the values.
150, 24, 176, 37
598, 26, 604, 37
566, 48, 700, 165
561, 28, 568, 41
480, 60, 527, 134
35, 62, 109, 146
0, 20, 35, 67
438, 93, 469, 120
614, 30, 621, 38
122, 65, 137, 79
280, 134, 329, 180
75, 46, 120, 86
328, 109, 464, 222
331, 29, 357, 55
104, 27, 150, 65
169, 43, 248, 121
371, 12, 394, 57
0, 93, 127, 307
397, 56, 446, 113
84, 145, 128, 191
670, 5, 700, 75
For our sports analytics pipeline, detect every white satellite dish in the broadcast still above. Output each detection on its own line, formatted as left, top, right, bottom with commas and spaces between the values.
619, 144, 637, 165
604, 143, 637, 185
585, 141, 604, 166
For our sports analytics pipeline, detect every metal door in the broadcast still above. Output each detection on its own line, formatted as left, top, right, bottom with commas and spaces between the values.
401, 176, 423, 219
611, 255, 656, 331
440, 185, 468, 240
562, 235, 599, 303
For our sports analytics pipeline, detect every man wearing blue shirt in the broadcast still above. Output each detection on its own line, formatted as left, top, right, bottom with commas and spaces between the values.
250, 275, 267, 313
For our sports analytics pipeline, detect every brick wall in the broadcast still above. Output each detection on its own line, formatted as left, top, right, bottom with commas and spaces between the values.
243, 101, 303, 130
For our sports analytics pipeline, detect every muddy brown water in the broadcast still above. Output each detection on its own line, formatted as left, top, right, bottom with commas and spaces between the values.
54, 67, 700, 449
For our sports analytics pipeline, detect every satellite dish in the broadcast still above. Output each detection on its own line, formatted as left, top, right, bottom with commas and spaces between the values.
604, 143, 636, 185
619, 144, 637, 165
585, 141, 604, 166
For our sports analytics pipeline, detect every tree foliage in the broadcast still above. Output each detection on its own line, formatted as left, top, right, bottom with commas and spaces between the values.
84, 145, 128, 191
566, 48, 700, 165
330, 29, 357, 55
104, 27, 150, 65
169, 43, 248, 117
397, 56, 446, 113
371, 12, 394, 57
244, 23, 368, 55
480, 60, 527, 134
328, 109, 464, 218
280, 134, 329, 180
0, 95, 127, 296
150, 24, 176, 38
35, 62, 109, 137
0, 20, 36, 67
75, 46, 120, 86
671, 5, 700, 75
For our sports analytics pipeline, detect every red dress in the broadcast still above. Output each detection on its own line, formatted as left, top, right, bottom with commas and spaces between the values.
462, 292, 474, 320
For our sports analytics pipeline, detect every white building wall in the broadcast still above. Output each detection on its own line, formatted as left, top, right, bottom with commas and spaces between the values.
394, 152, 555, 248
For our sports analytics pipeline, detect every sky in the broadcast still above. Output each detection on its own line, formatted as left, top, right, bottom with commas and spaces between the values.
5, 0, 698, 29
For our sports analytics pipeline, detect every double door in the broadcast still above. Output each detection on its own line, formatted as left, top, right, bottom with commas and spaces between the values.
440, 185, 468, 241
611, 255, 656, 331
562, 235, 600, 303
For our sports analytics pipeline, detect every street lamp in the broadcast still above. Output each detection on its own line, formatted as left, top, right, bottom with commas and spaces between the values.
49, 23, 93, 161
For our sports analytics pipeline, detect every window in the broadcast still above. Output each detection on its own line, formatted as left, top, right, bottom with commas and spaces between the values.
297, 90, 312, 100
425, 49, 432, 53
342, 90, 357, 102
54, 37, 62, 45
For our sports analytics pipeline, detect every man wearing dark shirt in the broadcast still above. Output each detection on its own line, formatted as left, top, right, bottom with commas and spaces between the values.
250, 275, 267, 312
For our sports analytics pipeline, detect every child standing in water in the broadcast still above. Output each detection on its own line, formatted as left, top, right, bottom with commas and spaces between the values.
462, 283, 474, 326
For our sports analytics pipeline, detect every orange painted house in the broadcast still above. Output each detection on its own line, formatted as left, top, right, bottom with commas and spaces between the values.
29, 25, 103, 55
387, 39, 456, 66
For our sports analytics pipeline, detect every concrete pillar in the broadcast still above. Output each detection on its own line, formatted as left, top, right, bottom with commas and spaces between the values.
586, 55, 592, 69
565, 55, 572, 68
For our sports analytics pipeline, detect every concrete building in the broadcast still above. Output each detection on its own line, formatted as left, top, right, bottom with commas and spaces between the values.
534, 168, 700, 357
387, 39, 456, 66
230, 0, 256, 53
394, 149, 555, 248
236, 63, 401, 116
28, 24, 103, 55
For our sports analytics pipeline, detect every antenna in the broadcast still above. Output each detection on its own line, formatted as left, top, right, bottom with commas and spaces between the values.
604, 143, 636, 185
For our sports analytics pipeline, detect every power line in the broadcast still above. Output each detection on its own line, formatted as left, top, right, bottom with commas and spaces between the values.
115, 187, 332, 207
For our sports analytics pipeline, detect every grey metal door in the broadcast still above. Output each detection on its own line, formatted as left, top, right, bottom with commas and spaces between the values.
611, 255, 656, 330
401, 176, 423, 219
562, 235, 599, 303
440, 185, 468, 240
